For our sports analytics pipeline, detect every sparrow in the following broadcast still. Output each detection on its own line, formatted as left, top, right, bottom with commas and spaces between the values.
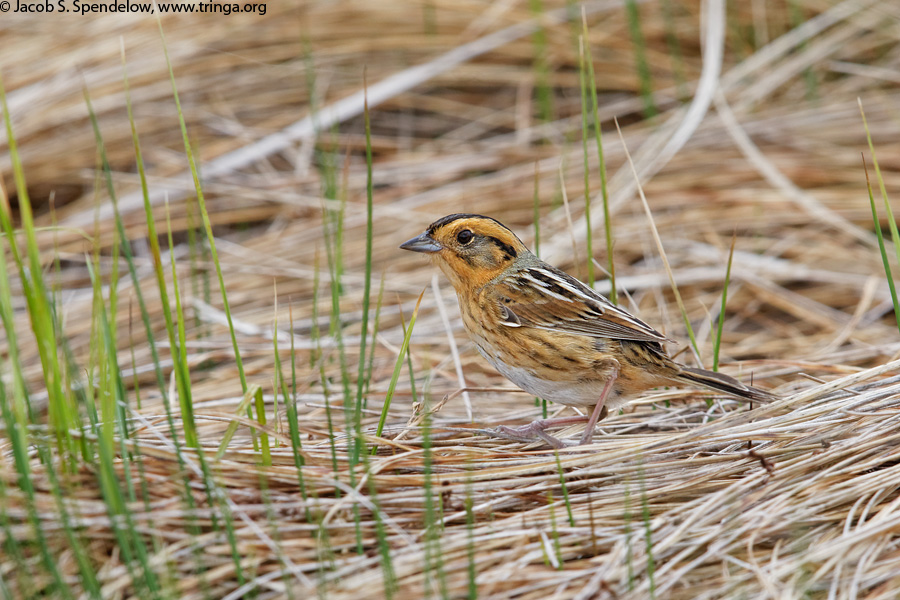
401, 213, 775, 447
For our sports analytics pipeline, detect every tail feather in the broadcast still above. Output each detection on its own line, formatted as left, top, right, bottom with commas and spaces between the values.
678, 366, 777, 403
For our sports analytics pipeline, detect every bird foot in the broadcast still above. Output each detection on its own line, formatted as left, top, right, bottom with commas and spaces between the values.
489, 415, 590, 449
491, 424, 567, 448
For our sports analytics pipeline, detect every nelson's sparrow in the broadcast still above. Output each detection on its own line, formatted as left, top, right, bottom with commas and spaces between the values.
401, 213, 776, 448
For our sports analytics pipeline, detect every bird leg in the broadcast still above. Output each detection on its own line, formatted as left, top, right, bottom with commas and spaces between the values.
490, 415, 589, 449
490, 363, 620, 448
579, 364, 619, 445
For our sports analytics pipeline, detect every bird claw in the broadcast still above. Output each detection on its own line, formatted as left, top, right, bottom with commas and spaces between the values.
489, 422, 569, 449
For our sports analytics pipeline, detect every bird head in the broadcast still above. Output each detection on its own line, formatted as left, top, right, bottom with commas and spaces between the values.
400, 214, 529, 290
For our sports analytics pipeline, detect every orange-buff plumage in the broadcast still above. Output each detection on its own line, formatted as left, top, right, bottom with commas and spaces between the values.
401, 214, 775, 447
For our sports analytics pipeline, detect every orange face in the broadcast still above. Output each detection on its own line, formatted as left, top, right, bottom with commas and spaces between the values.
400, 214, 529, 291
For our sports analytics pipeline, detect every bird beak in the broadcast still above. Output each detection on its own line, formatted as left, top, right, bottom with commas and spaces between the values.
400, 232, 442, 253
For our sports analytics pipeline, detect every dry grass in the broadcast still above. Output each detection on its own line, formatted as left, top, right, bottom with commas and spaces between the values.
2, 0, 900, 598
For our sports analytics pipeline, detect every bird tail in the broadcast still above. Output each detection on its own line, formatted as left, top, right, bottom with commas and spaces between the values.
676, 366, 777, 403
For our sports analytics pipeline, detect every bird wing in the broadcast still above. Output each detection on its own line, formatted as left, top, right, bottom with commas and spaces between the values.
491, 264, 671, 344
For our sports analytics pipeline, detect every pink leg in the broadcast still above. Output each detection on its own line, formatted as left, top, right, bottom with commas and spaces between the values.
489, 364, 620, 448
491, 415, 589, 449
578, 365, 619, 445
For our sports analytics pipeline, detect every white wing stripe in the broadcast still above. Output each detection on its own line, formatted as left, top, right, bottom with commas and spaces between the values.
521, 272, 573, 302
529, 267, 599, 304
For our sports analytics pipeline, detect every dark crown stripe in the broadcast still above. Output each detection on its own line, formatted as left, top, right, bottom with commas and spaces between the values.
428, 213, 512, 234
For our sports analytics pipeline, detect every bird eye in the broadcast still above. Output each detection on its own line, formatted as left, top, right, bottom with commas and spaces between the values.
457, 229, 474, 245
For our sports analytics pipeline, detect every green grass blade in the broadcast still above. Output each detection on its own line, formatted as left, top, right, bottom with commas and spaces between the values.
0, 242, 74, 598
0, 234, 31, 440
640, 472, 656, 599
660, 0, 687, 101
712, 233, 737, 371
120, 45, 196, 456
582, 12, 616, 302
533, 163, 541, 258
360, 451, 397, 598
421, 391, 448, 599
578, 35, 595, 287
464, 485, 478, 600
0, 73, 76, 456
322, 200, 354, 439
422, 0, 436, 35
788, 0, 818, 100
311, 252, 340, 476
154, 15, 249, 397
616, 118, 700, 360
528, 0, 554, 125
85, 258, 160, 597
163, 202, 246, 586
215, 386, 260, 460
120, 45, 193, 485
354, 80, 375, 464
374, 290, 425, 445
122, 50, 206, 570
321, 162, 363, 551
282, 304, 311, 519
365, 276, 387, 403
254, 386, 272, 467
398, 303, 419, 407
859, 101, 900, 296
554, 452, 576, 526
624, 0, 656, 118
82, 86, 144, 501
862, 156, 900, 334
164, 202, 200, 448
624, 479, 634, 590
0, 473, 33, 597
